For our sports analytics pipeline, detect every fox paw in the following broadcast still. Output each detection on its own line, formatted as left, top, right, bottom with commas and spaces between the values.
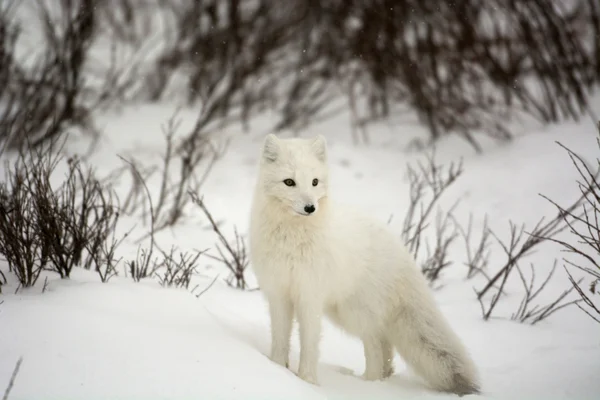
297, 370, 319, 385
383, 365, 395, 379
270, 357, 289, 370
362, 365, 394, 381
362, 371, 384, 381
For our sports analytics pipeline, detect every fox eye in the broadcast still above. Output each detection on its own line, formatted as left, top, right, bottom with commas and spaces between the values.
283, 179, 296, 187
312, 178, 319, 186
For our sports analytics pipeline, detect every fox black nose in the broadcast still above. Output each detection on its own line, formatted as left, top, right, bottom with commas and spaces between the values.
304, 204, 315, 214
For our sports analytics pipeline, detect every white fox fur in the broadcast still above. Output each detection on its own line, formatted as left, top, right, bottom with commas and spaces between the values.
248, 134, 480, 395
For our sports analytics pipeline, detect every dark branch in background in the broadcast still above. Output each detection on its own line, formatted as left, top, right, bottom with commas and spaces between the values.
0, 0, 97, 150
121, 0, 600, 152
2, 1, 599, 152
0, 0, 144, 152
0, 270, 6, 294
538, 121, 600, 323
189, 191, 249, 290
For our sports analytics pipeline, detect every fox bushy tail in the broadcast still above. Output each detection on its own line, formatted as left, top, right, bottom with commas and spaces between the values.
389, 295, 480, 395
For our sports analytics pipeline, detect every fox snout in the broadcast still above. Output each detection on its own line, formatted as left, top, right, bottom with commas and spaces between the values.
304, 204, 315, 214
292, 199, 318, 216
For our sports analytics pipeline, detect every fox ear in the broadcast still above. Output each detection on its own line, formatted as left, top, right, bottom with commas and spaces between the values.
263, 134, 280, 163
311, 135, 327, 162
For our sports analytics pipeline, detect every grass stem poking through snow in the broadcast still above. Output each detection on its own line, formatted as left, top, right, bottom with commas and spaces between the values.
190, 274, 220, 299
153, 246, 206, 290
118, 155, 157, 282
2, 357, 22, 400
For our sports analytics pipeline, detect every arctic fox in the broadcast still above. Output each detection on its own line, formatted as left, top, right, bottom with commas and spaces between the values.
248, 134, 480, 395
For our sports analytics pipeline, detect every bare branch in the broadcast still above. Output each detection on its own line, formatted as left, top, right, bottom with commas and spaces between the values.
189, 191, 249, 290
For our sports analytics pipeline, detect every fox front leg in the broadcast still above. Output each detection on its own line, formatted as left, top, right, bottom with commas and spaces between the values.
268, 295, 294, 368
296, 299, 322, 385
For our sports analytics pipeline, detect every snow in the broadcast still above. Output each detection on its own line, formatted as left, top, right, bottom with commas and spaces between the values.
1, 99, 600, 400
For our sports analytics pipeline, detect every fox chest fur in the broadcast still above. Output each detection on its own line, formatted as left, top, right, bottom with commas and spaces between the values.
250, 218, 338, 298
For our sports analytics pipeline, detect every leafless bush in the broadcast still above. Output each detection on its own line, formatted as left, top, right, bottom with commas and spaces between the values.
33, 157, 120, 279
4, 1, 596, 151
476, 209, 585, 321
0, 0, 143, 151
0, 136, 124, 286
0, 160, 46, 288
399, 128, 588, 323
96, 0, 161, 48
154, 247, 204, 289
538, 121, 600, 323
122, 0, 600, 151
0, 0, 98, 149
401, 148, 463, 284
511, 260, 582, 325
1, 357, 22, 400
125, 246, 159, 282
125, 244, 207, 289
86, 227, 129, 283
189, 191, 249, 290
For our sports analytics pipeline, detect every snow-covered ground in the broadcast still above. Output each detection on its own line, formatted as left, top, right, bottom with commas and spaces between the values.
1, 95, 600, 400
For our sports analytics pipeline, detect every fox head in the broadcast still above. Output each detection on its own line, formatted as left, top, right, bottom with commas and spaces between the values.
258, 134, 328, 217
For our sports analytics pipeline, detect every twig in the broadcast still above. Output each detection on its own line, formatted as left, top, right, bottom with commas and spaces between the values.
2, 357, 22, 400
189, 191, 249, 289
192, 274, 220, 298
